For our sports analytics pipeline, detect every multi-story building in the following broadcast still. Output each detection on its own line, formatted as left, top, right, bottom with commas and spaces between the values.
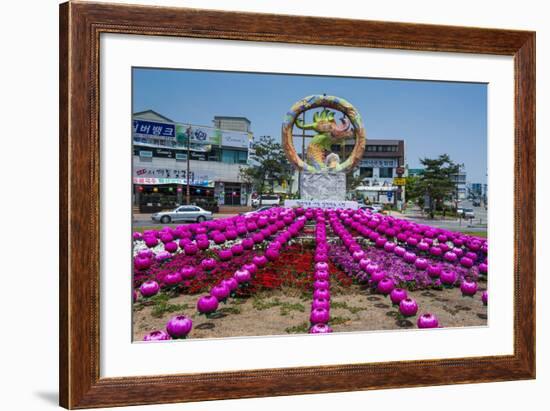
408, 168, 425, 177
349, 139, 406, 205
451, 169, 467, 201
132, 110, 252, 211
470, 183, 483, 197
213, 116, 251, 133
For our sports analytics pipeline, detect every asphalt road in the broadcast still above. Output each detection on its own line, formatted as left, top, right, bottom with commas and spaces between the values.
398, 201, 487, 234
132, 203, 488, 235
132, 213, 239, 228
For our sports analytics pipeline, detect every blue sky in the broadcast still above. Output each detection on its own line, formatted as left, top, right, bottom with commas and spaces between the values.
133, 68, 487, 184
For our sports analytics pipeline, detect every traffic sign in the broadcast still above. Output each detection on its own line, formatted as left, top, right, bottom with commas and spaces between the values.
387, 191, 393, 198
393, 177, 406, 186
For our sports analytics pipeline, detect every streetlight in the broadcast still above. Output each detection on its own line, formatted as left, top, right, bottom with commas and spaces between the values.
186, 125, 191, 205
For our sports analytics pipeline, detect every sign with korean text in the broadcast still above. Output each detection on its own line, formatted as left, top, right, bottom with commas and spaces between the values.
133, 167, 215, 187
133, 119, 175, 139
284, 200, 359, 210
176, 124, 221, 146
360, 158, 398, 168
393, 177, 406, 186
221, 131, 250, 148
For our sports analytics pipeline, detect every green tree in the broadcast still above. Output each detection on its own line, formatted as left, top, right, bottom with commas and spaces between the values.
415, 154, 460, 219
404, 175, 424, 208
239, 136, 293, 204
345, 172, 367, 201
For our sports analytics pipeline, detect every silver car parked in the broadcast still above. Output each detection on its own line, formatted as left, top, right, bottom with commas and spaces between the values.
152, 206, 213, 224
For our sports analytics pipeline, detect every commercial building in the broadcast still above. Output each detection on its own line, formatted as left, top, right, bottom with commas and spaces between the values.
350, 139, 406, 206
408, 168, 425, 177
132, 110, 252, 211
451, 169, 467, 200
213, 116, 252, 133
470, 183, 483, 197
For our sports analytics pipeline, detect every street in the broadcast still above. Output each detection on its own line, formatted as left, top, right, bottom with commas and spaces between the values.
396, 200, 487, 235
132, 212, 240, 228
133, 203, 487, 236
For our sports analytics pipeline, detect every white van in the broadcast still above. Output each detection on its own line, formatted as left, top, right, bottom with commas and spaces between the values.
251, 194, 281, 207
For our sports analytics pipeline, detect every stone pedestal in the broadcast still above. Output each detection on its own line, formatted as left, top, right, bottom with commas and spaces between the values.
300, 171, 346, 201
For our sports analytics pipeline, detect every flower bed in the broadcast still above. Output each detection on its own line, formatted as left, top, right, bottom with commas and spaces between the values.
133, 207, 488, 340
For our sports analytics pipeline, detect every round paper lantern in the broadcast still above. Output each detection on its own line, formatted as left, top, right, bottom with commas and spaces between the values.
200, 258, 217, 271
211, 283, 231, 301
482, 291, 488, 305
417, 313, 439, 328
242, 263, 258, 275
197, 295, 219, 314
460, 256, 474, 268
166, 315, 193, 339
234, 269, 252, 284
222, 277, 239, 292
309, 323, 333, 334
460, 279, 478, 296
311, 298, 330, 310
478, 262, 488, 274
310, 308, 330, 324
399, 298, 418, 317
390, 288, 408, 305
414, 258, 429, 270
377, 278, 394, 295
180, 266, 196, 280
265, 247, 280, 261
314, 270, 330, 281
139, 280, 160, 298
218, 249, 233, 261
314, 280, 330, 291
163, 272, 182, 287
241, 238, 254, 250
252, 255, 268, 268
440, 269, 457, 286
313, 288, 330, 301
444, 251, 458, 262
184, 243, 198, 256
403, 252, 417, 264
370, 270, 386, 283
164, 241, 178, 253
134, 256, 152, 271
143, 330, 171, 341
427, 264, 442, 278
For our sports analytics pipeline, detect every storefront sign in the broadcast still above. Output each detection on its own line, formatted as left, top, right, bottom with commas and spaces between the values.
360, 158, 398, 168
133, 177, 213, 187
221, 131, 250, 149
176, 124, 250, 149
284, 200, 359, 210
176, 124, 221, 146
133, 119, 175, 139
133, 167, 215, 187
134, 145, 212, 159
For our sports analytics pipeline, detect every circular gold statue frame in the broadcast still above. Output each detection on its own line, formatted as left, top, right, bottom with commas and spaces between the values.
282, 95, 366, 173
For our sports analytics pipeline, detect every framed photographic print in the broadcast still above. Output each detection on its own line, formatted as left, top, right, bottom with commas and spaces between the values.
59, 1, 535, 409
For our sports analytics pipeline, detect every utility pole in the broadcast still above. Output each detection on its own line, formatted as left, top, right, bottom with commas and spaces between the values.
186, 125, 191, 205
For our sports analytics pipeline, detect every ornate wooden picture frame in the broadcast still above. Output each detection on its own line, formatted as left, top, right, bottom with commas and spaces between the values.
59, 1, 535, 408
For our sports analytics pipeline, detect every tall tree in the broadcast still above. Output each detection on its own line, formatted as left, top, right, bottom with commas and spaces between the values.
239, 136, 293, 204
404, 175, 424, 208
415, 154, 460, 218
